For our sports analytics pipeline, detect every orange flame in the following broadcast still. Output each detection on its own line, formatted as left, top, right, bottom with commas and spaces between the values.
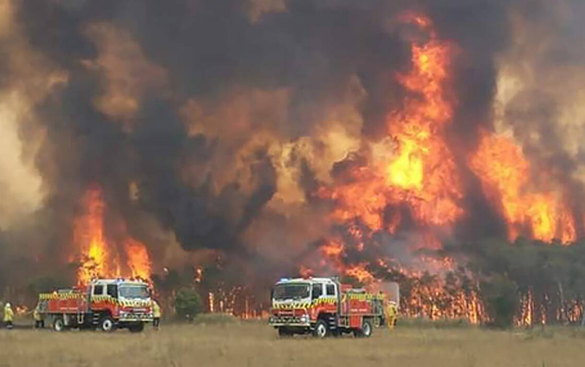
385, 20, 463, 227
75, 188, 110, 284
400, 274, 486, 324
470, 132, 576, 244
321, 240, 344, 257
124, 238, 152, 281
345, 264, 375, 284
318, 14, 462, 249
309, 14, 489, 325
75, 187, 152, 284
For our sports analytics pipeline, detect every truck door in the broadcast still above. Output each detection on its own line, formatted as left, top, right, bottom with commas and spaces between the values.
106, 284, 118, 317
311, 283, 323, 302
106, 284, 118, 299
325, 283, 338, 325
93, 284, 104, 297
91, 284, 104, 310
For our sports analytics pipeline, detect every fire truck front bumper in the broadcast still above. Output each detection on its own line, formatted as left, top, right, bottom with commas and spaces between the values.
119, 310, 153, 322
269, 314, 310, 327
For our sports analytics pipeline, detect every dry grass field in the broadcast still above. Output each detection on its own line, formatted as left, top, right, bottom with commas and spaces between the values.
1, 319, 584, 367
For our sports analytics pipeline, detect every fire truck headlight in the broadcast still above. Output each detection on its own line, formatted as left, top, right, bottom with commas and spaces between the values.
300, 315, 308, 324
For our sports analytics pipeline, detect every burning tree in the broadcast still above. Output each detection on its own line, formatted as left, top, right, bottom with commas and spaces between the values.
2, 0, 585, 328
74, 187, 152, 285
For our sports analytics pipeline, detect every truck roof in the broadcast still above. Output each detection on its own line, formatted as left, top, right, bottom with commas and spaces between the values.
91, 278, 149, 285
275, 277, 337, 285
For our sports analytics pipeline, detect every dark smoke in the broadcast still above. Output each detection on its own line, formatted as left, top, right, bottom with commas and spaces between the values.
0, 0, 584, 314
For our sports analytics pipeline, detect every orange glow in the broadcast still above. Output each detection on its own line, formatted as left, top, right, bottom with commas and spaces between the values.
345, 264, 375, 283
75, 188, 110, 284
124, 238, 152, 281
470, 132, 576, 244
318, 167, 388, 231
399, 12, 434, 32
299, 265, 314, 278
319, 14, 463, 242
321, 240, 344, 257
195, 266, 204, 283
309, 14, 489, 325
399, 273, 486, 324
75, 187, 152, 284
385, 26, 463, 227
515, 289, 534, 327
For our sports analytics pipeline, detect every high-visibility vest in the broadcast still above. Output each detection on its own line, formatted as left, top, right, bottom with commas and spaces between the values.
386, 303, 397, 329
153, 301, 161, 318
4, 306, 14, 322
33, 308, 42, 321
387, 304, 397, 317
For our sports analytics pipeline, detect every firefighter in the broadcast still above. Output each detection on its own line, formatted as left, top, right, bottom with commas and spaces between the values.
152, 299, 161, 329
33, 304, 44, 329
4, 302, 14, 330
386, 301, 398, 329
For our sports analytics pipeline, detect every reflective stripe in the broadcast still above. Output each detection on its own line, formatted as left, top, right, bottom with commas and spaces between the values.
272, 293, 383, 310
347, 293, 384, 301
91, 295, 118, 304
312, 297, 336, 306
39, 293, 85, 300
119, 299, 151, 308
272, 302, 311, 310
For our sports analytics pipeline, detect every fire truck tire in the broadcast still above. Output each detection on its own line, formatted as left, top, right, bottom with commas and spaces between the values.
354, 319, 373, 338
313, 320, 329, 338
53, 317, 66, 332
129, 323, 145, 333
362, 319, 373, 337
277, 328, 293, 337
98, 316, 116, 332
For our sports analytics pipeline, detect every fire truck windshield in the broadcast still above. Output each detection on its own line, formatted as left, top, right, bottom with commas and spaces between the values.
273, 283, 310, 301
119, 285, 150, 299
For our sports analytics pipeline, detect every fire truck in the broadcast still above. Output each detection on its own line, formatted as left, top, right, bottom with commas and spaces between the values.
269, 277, 386, 338
38, 278, 154, 332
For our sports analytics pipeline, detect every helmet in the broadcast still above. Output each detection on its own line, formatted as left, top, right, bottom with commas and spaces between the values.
5, 303, 11, 308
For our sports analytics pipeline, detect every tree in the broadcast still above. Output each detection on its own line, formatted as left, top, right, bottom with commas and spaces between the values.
174, 289, 203, 321
481, 275, 519, 328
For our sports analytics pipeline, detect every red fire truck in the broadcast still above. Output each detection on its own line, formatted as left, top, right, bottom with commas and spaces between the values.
38, 278, 154, 332
269, 277, 386, 338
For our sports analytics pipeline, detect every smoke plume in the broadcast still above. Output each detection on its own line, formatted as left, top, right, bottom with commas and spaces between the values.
1, 0, 585, 316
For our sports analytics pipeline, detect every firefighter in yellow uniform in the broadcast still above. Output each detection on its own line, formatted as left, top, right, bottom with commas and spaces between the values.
33, 304, 45, 329
152, 299, 161, 330
385, 301, 398, 329
4, 303, 14, 330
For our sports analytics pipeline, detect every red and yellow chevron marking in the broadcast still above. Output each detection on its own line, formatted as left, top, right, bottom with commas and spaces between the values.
39, 293, 85, 300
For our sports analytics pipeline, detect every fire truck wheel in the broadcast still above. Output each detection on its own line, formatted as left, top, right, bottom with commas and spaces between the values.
53, 317, 66, 332
129, 323, 145, 333
277, 328, 293, 337
362, 319, 373, 338
353, 319, 373, 338
313, 320, 329, 338
99, 316, 116, 332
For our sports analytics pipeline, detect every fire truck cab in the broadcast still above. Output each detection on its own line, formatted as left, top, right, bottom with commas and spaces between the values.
38, 278, 153, 333
269, 277, 385, 338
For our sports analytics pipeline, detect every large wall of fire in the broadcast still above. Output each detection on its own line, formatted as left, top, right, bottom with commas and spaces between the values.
1, 0, 585, 323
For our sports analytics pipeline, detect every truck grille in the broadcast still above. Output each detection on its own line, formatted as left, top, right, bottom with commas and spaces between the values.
269, 315, 309, 325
